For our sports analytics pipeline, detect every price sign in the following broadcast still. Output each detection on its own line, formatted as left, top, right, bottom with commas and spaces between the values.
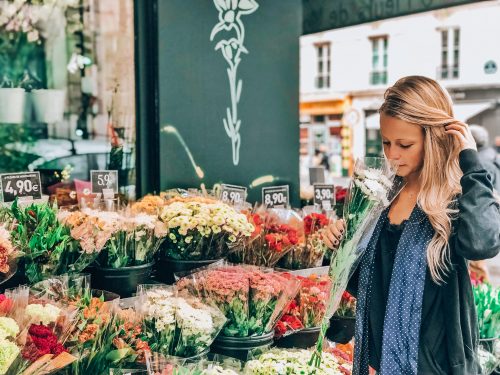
262, 185, 289, 208
220, 184, 247, 204
313, 184, 335, 210
91, 170, 118, 194
0, 172, 42, 202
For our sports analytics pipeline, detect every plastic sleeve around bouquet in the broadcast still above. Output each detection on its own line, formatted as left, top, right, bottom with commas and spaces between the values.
159, 197, 254, 261
136, 285, 178, 357
173, 290, 227, 358
29, 273, 91, 303
310, 157, 405, 367
228, 207, 303, 268
146, 351, 243, 375
196, 266, 252, 337
280, 209, 331, 270
7, 299, 80, 375
247, 270, 301, 337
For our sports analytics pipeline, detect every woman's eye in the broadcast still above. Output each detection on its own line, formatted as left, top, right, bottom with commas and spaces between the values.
382, 142, 390, 146
400, 144, 412, 149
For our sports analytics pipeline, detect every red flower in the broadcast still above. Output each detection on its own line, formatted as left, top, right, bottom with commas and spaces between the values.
304, 213, 329, 235
23, 324, 68, 361
335, 187, 348, 202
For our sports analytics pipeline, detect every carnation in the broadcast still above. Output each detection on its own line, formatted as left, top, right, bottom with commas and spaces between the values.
26, 304, 61, 325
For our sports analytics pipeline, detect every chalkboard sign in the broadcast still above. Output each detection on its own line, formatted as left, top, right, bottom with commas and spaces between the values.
157, 0, 300, 206
313, 184, 335, 210
0, 172, 42, 202
220, 184, 247, 205
262, 185, 290, 208
91, 170, 118, 194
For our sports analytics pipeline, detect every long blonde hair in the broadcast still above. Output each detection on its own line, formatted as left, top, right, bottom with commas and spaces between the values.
379, 76, 463, 283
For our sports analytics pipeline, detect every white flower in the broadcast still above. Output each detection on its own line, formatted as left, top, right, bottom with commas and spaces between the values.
26, 304, 61, 325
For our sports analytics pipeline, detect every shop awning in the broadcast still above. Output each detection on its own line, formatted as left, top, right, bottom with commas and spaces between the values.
453, 102, 493, 123
365, 101, 493, 130
300, 99, 348, 116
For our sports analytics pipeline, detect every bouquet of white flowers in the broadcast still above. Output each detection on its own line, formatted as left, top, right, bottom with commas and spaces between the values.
311, 157, 404, 367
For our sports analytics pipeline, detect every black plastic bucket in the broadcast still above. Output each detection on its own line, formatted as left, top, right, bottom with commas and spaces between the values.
92, 262, 154, 297
91, 288, 120, 302
274, 327, 321, 349
211, 332, 274, 361
326, 316, 356, 344
154, 257, 222, 284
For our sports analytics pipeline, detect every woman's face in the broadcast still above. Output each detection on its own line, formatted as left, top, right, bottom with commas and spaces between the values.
380, 113, 425, 178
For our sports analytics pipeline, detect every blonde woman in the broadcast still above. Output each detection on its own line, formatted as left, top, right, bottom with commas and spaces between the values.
325, 76, 500, 375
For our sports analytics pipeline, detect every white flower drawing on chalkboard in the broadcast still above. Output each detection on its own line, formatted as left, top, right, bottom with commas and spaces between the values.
210, 0, 259, 166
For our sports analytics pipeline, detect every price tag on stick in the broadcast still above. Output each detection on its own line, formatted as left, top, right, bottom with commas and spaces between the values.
313, 184, 335, 211
0, 172, 42, 202
262, 185, 289, 208
91, 170, 118, 194
220, 184, 247, 204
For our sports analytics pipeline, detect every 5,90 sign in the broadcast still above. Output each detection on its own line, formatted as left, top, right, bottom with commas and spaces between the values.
0, 172, 42, 202
91, 170, 118, 194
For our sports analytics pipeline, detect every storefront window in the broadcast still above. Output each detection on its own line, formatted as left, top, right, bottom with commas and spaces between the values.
0, 0, 135, 202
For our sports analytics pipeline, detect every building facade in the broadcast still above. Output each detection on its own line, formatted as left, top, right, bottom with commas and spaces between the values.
300, 1, 500, 180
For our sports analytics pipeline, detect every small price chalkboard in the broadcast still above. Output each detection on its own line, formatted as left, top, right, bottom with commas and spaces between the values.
313, 184, 335, 210
91, 170, 118, 194
220, 184, 247, 204
0, 172, 42, 202
262, 185, 289, 208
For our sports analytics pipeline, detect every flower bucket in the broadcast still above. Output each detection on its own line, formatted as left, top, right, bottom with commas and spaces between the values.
211, 332, 274, 361
274, 327, 321, 349
90, 289, 120, 302
154, 257, 222, 284
0, 88, 26, 124
92, 262, 154, 297
31, 89, 66, 123
326, 316, 356, 344
0, 262, 21, 294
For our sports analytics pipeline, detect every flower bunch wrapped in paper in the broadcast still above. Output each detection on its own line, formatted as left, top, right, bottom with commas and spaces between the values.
137, 285, 226, 358
335, 291, 356, 318
64, 290, 119, 375
280, 212, 330, 269
96, 212, 167, 268
60, 209, 168, 269
473, 282, 499, 339
311, 157, 404, 366
8, 200, 81, 283
146, 352, 243, 375
159, 197, 254, 261
244, 348, 352, 375
105, 308, 151, 369
30, 273, 90, 304
6, 296, 79, 375
0, 223, 20, 279
275, 274, 331, 338
131, 195, 166, 216
177, 263, 301, 337
229, 208, 302, 267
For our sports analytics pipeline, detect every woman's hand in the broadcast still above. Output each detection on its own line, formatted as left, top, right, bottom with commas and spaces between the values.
323, 219, 346, 250
445, 121, 477, 151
